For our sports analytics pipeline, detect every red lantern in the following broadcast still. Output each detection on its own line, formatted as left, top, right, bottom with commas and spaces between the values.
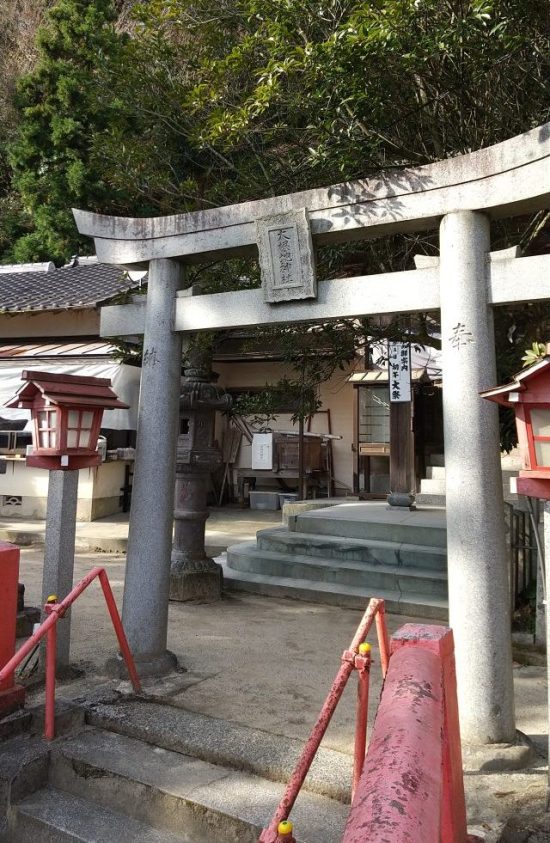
5, 371, 128, 471
481, 348, 550, 499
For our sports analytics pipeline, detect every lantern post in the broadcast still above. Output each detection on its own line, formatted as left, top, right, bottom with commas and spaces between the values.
482, 346, 550, 808
5, 371, 128, 673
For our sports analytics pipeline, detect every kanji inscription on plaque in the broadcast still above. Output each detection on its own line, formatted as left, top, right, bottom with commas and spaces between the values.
256, 208, 317, 303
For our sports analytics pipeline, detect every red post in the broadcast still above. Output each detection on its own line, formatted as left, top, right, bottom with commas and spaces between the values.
391, 624, 468, 842
352, 644, 371, 800
44, 617, 57, 741
98, 569, 141, 693
0, 541, 25, 715
374, 603, 390, 678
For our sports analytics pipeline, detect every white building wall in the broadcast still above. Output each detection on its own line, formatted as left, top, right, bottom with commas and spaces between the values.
0, 458, 130, 520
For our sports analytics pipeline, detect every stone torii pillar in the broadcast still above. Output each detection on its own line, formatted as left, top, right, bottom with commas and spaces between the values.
440, 211, 515, 743
112, 258, 185, 677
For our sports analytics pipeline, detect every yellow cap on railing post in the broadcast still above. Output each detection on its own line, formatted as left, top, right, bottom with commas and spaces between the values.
46, 594, 58, 603
359, 642, 371, 655
277, 819, 294, 837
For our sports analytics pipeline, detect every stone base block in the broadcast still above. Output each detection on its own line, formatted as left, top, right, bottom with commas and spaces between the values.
0, 683, 25, 717
462, 730, 536, 772
169, 563, 222, 602
105, 649, 178, 680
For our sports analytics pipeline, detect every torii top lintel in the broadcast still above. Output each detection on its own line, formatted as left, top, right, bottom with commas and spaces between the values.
73, 123, 550, 268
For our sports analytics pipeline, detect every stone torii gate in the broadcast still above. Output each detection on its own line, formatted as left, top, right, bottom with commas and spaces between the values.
74, 123, 550, 746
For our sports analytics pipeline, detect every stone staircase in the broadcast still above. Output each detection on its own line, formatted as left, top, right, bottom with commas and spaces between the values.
223, 502, 448, 619
1, 698, 350, 842
415, 454, 523, 508
416, 463, 446, 506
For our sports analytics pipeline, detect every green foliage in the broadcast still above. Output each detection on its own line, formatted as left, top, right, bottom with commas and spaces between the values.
521, 341, 548, 368
186, 0, 550, 188
8, 0, 130, 263
231, 378, 320, 428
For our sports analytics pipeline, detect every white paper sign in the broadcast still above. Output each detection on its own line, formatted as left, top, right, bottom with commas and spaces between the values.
251, 433, 273, 469
388, 342, 412, 403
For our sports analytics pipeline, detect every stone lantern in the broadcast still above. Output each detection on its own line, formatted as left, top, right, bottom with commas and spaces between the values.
5, 371, 128, 671
170, 350, 232, 601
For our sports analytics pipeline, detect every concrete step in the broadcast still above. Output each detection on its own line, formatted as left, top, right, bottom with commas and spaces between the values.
256, 527, 447, 572
84, 699, 353, 804
425, 465, 446, 479
220, 556, 448, 620
227, 543, 447, 598
47, 728, 348, 843
9, 786, 186, 842
416, 493, 446, 507
294, 503, 447, 548
419, 478, 446, 495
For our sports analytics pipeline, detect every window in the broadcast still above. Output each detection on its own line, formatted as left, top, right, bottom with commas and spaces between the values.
531, 408, 550, 467
66, 410, 95, 449
359, 386, 390, 444
36, 409, 57, 449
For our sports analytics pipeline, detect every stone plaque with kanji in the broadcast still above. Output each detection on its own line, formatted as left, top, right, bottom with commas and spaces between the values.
256, 208, 316, 303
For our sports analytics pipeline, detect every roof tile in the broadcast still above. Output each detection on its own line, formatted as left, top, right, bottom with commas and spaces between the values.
0, 263, 141, 312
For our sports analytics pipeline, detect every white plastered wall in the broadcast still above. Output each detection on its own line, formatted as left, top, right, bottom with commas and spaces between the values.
0, 459, 130, 520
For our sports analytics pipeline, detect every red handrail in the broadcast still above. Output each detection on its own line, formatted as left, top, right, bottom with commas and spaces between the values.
0, 566, 141, 740
342, 624, 472, 843
259, 597, 389, 843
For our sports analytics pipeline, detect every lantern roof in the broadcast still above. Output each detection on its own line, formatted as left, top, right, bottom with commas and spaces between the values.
480, 347, 550, 407
4, 370, 129, 411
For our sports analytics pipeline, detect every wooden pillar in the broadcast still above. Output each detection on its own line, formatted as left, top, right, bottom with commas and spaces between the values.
388, 399, 415, 508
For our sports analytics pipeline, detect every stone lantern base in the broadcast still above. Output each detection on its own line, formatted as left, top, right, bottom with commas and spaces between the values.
169, 557, 222, 602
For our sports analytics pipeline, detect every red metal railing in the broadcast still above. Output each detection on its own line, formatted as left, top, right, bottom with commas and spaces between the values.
0, 566, 141, 740
342, 624, 475, 843
259, 598, 389, 843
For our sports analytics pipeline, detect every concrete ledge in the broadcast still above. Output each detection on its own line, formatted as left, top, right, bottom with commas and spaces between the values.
283, 498, 356, 527
0, 710, 32, 742
220, 555, 448, 619
0, 733, 50, 820
83, 696, 354, 804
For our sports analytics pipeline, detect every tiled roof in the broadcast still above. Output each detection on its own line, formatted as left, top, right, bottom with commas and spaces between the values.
0, 342, 116, 358
0, 263, 141, 313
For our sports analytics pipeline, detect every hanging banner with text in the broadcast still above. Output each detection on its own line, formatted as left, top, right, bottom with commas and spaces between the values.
388, 341, 412, 403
